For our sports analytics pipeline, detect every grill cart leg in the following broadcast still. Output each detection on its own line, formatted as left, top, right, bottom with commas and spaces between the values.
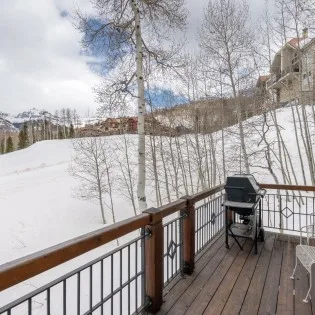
225, 207, 229, 249
259, 228, 265, 242
255, 220, 258, 254
228, 225, 243, 250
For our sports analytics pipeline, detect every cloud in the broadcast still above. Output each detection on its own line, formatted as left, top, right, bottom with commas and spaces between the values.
0, 0, 100, 116
185, 0, 268, 48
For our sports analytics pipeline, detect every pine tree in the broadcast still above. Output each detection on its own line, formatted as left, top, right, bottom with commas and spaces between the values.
0, 139, 5, 154
6, 136, 14, 153
58, 129, 64, 139
69, 123, 75, 138
18, 129, 25, 149
18, 123, 29, 149
31, 124, 36, 144
44, 119, 49, 140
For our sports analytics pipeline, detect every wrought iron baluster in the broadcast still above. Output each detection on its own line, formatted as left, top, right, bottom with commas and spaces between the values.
28, 298, 32, 315
63, 280, 66, 315
101, 260, 104, 315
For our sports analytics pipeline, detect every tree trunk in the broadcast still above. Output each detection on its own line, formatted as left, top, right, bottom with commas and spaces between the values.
96, 161, 106, 224
290, 102, 307, 185
226, 51, 250, 174
159, 136, 171, 203
131, 0, 147, 212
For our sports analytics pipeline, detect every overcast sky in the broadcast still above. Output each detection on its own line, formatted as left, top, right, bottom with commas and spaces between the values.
0, 0, 267, 116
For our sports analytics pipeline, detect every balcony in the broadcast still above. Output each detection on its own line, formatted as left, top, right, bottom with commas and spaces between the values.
0, 184, 315, 314
269, 66, 300, 89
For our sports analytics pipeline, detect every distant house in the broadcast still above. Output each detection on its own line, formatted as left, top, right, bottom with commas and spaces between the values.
265, 37, 315, 105
99, 117, 138, 133
79, 115, 176, 137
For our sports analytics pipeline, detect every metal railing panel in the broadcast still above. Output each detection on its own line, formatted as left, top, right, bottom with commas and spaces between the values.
163, 214, 185, 286
262, 193, 315, 233
195, 194, 225, 254
0, 234, 147, 315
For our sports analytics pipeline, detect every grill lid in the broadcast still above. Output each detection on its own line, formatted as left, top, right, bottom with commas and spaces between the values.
225, 174, 261, 203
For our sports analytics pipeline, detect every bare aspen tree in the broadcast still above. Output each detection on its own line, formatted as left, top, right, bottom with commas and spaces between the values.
113, 134, 138, 216
69, 138, 110, 224
146, 87, 163, 207
101, 140, 116, 225
76, 0, 187, 211
199, 0, 255, 174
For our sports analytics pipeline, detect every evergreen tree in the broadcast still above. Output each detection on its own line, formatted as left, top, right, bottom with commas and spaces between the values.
58, 129, 64, 139
44, 119, 49, 140
6, 136, 14, 153
18, 129, 25, 149
69, 123, 75, 138
31, 124, 36, 144
0, 139, 5, 154
18, 123, 29, 149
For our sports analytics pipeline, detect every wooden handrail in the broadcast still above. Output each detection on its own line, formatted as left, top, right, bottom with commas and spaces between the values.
159, 199, 187, 218
0, 213, 150, 292
191, 184, 225, 203
260, 183, 315, 192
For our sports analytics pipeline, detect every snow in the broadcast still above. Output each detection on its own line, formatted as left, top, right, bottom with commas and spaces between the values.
0, 104, 314, 312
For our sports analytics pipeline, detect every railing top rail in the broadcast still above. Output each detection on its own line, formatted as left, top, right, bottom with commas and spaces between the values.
260, 183, 315, 192
159, 199, 187, 218
0, 213, 150, 292
189, 184, 225, 203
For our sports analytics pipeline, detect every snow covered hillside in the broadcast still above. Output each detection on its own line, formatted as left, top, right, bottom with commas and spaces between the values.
0, 104, 313, 310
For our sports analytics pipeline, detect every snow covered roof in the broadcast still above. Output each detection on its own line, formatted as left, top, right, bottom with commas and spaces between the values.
259, 75, 270, 82
285, 37, 314, 50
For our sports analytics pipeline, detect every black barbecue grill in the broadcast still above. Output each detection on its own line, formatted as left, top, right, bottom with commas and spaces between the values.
223, 174, 266, 254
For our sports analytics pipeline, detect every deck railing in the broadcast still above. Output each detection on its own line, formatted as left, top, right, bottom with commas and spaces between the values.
260, 184, 315, 234
1, 183, 315, 314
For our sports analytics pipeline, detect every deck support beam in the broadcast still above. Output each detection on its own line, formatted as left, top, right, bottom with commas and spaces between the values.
144, 207, 164, 313
181, 196, 196, 275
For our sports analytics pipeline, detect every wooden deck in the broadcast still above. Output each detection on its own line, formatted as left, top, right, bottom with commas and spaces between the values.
158, 232, 314, 315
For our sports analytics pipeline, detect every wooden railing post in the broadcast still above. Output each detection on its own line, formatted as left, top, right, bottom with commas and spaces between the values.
143, 207, 164, 313
180, 196, 195, 275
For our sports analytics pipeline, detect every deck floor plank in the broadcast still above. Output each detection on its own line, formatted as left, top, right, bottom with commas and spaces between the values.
165, 239, 237, 315
257, 239, 284, 315
157, 233, 227, 314
239, 235, 275, 315
202, 241, 253, 315
221, 238, 265, 315
277, 241, 295, 315
183, 240, 246, 315
158, 232, 313, 315
295, 258, 313, 315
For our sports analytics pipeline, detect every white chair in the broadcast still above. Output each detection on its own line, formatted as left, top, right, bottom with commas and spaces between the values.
291, 218, 315, 303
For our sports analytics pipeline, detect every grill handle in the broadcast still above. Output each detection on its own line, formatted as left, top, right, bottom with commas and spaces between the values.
248, 189, 267, 198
